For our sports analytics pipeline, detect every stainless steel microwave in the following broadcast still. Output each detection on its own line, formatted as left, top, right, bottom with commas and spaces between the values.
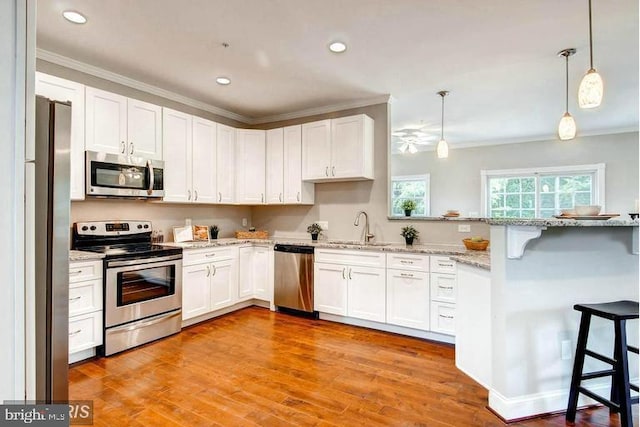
86, 151, 164, 198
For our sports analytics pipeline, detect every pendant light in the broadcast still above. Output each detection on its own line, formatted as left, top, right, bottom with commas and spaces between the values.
436, 91, 449, 158
578, 0, 603, 108
558, 48, 577, 140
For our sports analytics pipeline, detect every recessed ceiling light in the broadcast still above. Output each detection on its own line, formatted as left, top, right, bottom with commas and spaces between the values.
216, 77, 231, 85
328, 41, 347, 53
62, 10, 87, 24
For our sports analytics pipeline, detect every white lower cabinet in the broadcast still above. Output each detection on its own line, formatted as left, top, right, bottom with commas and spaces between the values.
68, 260, 103, 363
182, 247, 239, 321
430, 302, 456, 335
238, 245, 274, 303
386, 269, 429, 330
314, 249, 385, 321
429, 256, 457, 335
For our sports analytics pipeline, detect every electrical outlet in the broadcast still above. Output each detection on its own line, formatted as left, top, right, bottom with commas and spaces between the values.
458, 224, 471, 232
242, 218, 248, 227
561, 339, 572, 360
317, 221, 329, 230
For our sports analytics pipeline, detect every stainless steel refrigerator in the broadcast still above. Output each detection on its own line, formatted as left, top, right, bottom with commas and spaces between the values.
31, 96, 71, 403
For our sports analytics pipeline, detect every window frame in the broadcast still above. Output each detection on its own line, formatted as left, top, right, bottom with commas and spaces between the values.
480, 163, 605, 217
390, 174, 431, 217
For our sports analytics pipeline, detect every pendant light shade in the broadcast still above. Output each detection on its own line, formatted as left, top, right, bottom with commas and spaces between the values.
578, 0, 603, 108
558, 48, 577, 141
436, 90, 449, 159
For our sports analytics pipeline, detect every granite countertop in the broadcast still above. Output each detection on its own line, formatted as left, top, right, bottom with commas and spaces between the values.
485, 218, 639, 227
69, 250, 105, 261
163, 238, 492, 269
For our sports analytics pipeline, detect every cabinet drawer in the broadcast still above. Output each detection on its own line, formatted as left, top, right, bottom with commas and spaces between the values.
430, 273, 457, 303
183, 246, 238, 266
69, 278, 103, 316
69, 260, 102, 283
315, 249, 385, 268
430, 302, 456, 335
430, 256, 457, 274
69, 311, 103, 354
387, 253, 429, 272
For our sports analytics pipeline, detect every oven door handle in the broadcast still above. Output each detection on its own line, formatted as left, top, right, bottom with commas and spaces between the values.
108, 310, 181, 334
147, 160, 155, 196
107, 254, 182, 268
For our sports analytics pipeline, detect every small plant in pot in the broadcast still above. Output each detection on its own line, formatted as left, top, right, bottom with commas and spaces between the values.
401, 225, 419, 246
401, 199, 417, 217
209, 224, 219, 240
307, 223, 323, 241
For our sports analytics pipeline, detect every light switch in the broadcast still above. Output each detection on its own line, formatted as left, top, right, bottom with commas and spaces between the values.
458, 224, 471, 232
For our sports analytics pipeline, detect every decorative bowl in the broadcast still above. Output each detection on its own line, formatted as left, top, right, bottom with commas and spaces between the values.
574, 205, 601, 216
463, 238, 489, 251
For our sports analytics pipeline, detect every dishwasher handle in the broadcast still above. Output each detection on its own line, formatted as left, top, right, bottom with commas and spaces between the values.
274, 244, 315, 255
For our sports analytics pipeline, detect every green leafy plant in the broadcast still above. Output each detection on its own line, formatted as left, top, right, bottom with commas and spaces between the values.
400, 225, 419, 239
210, 225, 219, 233
401, 199, 417, 211
306, 223, 323, 235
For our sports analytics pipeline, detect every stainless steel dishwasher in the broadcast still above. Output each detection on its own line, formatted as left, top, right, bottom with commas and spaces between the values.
274, 244, 316, 317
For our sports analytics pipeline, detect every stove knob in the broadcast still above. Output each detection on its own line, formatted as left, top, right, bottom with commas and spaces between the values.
137, 224, 143, 229
90, 226, 96, 231
143, 224, 149, 229
81, 226, 88, 231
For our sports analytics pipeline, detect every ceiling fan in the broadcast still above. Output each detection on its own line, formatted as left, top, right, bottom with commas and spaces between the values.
392, 128, 435, 154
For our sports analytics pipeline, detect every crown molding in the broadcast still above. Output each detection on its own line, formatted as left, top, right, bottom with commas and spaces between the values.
247, 94, 392, 124
36, 48, 250, 124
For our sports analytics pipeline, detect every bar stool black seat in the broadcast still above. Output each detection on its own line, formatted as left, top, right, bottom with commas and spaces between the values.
566, 300, 639, 427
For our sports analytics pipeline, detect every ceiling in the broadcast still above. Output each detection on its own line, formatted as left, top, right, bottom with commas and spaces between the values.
37, 0, 639, 148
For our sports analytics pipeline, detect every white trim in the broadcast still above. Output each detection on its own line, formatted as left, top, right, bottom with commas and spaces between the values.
36, 49, 249, 124
36, 49, 391, 126
251, 95, 391, 124
390, 173, 431, 217
481, 163, 606, 216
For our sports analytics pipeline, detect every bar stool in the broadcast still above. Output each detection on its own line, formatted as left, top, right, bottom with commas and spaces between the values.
566, 300, 639, 427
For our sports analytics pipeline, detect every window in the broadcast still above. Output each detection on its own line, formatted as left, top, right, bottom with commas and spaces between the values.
481, 164, 605, 218
390, 174, 430, 216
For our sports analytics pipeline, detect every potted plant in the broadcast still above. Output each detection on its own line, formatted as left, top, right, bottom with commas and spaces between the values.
209, 224, 219, 240
401, 225, 419, 245
307, 223, 323, 241
401, 199, 417, 217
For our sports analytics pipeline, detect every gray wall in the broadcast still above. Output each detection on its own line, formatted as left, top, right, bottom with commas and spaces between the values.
392, 132, 639, 216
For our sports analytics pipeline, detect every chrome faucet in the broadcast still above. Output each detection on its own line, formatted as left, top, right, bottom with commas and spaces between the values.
354, 211, 375, 243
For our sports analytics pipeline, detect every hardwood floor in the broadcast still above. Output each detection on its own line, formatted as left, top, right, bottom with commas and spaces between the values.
69, 307, 637, 426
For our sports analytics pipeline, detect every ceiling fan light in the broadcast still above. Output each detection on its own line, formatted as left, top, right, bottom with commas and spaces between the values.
558, 112, 577, 140
408, 143, 418, 154
436, 139, 449, 158
578, 68, 603, 108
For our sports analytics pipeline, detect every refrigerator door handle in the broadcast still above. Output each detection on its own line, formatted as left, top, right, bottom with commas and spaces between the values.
147, 160, 155, 195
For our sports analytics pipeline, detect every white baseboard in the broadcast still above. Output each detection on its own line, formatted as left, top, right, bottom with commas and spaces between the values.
69, 348, 96, 364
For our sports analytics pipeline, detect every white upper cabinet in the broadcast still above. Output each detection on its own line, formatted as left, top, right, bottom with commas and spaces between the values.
162, 109, 217, 204
34, 72, 86, 200
265, 128, 284, 204
216, 124, 235, 204
283, 125, 314, 204
302, 119, 331, 180
162, 108, 192, 202
302, 114, 374, 182
191, 117, 217, 204
235, 129, 266, 204
85, 87, 162, 159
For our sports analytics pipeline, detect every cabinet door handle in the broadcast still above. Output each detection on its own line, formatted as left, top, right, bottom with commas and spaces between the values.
331, 166, 335, 176
206, 265, 210, 277
279, 193, 282, 203
69, 296, 82, 302
342, 268, 346, 279
439, 285, 454, 290
297, 192, 300, 202
439, 314, 454, 319
400, 273, 414, 278
120, 141, 126, 154
439, 262, 454, 268
218, 192, 222, 202
69, 329, 82, 336
211, 264, 217, 276
400, 260, 414, 265
194, 190, 198, 201
348, 268, 352, 280
69, 270, 83, 275
261, 193, 264, 203
325, 166, 329, 177
205, 253, 216, 258
187, 190, 191, 201
129, 142, 134, 155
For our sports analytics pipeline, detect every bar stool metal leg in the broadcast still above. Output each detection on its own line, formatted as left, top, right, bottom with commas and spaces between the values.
567, 312, 592, 422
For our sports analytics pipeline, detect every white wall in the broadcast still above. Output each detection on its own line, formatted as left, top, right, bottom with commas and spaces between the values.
1, 0, 26, 402
392, 132, 639, 216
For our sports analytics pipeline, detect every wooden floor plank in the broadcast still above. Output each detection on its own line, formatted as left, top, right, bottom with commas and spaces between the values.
69, 306, 637, 426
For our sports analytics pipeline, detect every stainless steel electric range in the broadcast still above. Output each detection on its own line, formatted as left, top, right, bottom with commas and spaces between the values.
72, 220, 182, 356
